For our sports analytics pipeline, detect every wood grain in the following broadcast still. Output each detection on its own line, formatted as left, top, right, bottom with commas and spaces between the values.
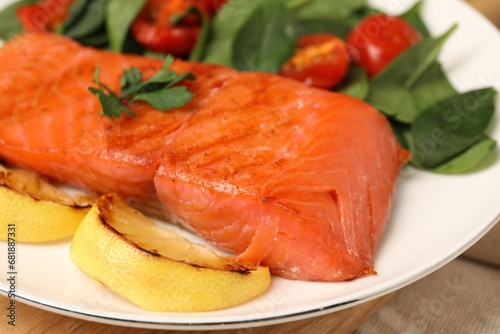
0, 293, 397, 334
0, 1, 497, 333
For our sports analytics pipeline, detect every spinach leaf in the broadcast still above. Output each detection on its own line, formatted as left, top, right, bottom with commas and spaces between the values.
338, 65, 369, 100
296, 18, 352, 39
366, 25, 457, 122
390, 120, 412, 150
62, 0, 107, 39
232, 2, 297, 73
203, 0, 288, 66
171, 6, 211, 62
411, 88, 497, 168
106, 0, 146, 53
399, 61, 458, 123
76, 26, 109, 48
0, 0, 38, 41
294, 0, 366, 21
430, 136, 497, 174
400, 1, 431, 38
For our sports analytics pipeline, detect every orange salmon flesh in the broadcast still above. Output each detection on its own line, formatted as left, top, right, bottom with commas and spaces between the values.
0, 34, 409, 281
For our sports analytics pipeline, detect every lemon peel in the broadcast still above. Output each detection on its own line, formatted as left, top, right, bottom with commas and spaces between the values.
0, 164, 94, 242
70, 193, 271, 312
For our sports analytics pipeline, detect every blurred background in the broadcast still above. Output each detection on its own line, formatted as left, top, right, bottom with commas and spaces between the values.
467, 0, 500, 27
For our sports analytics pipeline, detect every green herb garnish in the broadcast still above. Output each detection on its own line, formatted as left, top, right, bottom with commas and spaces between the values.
88, 56, 195, 119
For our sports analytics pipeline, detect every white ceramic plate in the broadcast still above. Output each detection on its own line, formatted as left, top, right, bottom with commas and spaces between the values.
1, 0, 499, 330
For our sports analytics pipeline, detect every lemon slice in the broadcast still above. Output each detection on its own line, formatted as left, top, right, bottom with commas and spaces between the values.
70, 193, 271, 312
0, 164, 94, 242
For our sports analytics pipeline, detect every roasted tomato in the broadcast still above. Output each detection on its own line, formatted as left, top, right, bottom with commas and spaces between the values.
346, 14, 422, 78
279, 34, 350, 90
16, 0, 74, 33
131, 0, 212, 57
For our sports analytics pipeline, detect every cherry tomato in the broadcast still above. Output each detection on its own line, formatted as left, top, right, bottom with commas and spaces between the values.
131, 0, 212, 57
279, 34, 350, 90
346, 14, 422, 78
16, 0, 74, 33
205, 0, 227, 14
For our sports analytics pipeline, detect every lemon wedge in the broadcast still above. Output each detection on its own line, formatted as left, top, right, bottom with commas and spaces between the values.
70, 193, 271, 312
0, 164, 94, 242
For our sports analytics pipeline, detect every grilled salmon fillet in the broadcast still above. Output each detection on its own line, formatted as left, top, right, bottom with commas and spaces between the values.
0, 34, 409, 281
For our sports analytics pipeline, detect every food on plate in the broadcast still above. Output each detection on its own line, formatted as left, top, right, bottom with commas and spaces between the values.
0, 164, 94, 242
279, 33, 350, 89
131, 0, 212, 56
1, 0, 496, 173
346, 14, 423, 78
16, 0, 74, 33
70, 193, 271, 312
0, 33, 409, 281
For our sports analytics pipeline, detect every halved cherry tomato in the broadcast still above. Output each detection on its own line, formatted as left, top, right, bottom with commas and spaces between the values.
131, 0, 212, 57
16, 0, 74, 33
279, 34, 350, 90
346, 14, 422, 78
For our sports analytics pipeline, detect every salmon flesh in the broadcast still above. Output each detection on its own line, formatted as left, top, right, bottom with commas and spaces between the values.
0, 34, 409, 281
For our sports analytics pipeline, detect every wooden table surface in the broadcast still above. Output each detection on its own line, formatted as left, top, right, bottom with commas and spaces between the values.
1, 1, 499, 333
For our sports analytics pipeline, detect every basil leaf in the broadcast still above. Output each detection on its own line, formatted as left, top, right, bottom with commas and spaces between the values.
338, 65, 369, 100
411, 88, 497, 168
132, 86, 194, 111
203, 0, 288, 66
106, 0, 146, 53
232, 2, 297, 73
62, 0, 107, 39
430, 136, 497, 174
366, 25, 457, 122
0, 0, 38, 41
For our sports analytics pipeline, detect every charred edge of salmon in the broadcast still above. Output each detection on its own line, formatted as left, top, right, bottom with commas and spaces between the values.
96, 194, 254, 275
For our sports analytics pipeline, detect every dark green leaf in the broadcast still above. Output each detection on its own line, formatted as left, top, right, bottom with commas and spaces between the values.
366, 25, 457, 122
296, 18, 352, 39
430, 136, 497, 174
203, 0, 288, 66
106, 0, 146, 52
90, 58, 195, 118
400, 1, 431, 39
390, 120, 412, 150
338, 65, 369, 100
0, 0, 38, 41
411, 88, 497, 168
60, 0, 88, 33
294, 0, 366, 21
132, 86, 194, 111
88, 87, 136, 118
76, 26, 109, 47
392, 61, 458, 123
120, 67, 143, 97
188, 7, 210, 62
62, 0, 107, 39
232, 2, 297, 73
